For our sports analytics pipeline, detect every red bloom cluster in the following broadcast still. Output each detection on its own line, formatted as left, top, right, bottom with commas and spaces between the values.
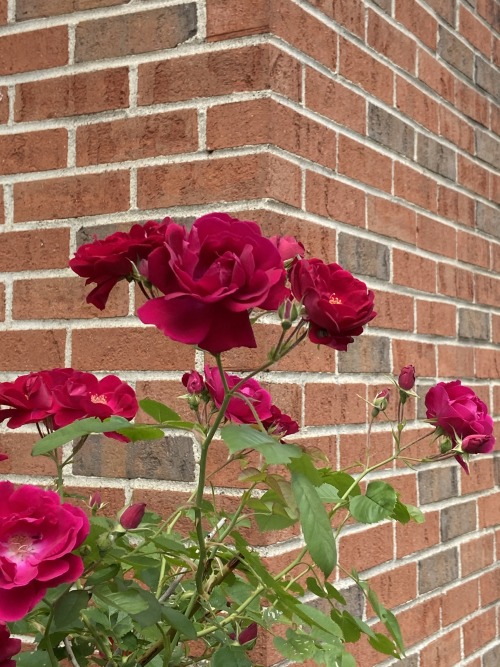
69, 218, 173, 309
0, 369, 138, 440
0, 483, 89, 622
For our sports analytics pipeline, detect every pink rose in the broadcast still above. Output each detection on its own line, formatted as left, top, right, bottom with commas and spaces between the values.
137, 213, 289, 354
461, 434, 495, 454
204, 366, 273, 425
289, 259, 376, 351
398, 365, 416, 391
119, 503, 146, 530
182, 370, 205, 394
0, 623, 21, 667
69, 219, 172, 309
0, 483, 89, 622
269, 235, 305, 261
425, 381, 495, 450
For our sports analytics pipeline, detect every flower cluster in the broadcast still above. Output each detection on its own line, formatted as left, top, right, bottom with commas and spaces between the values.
0, 369, 138, 439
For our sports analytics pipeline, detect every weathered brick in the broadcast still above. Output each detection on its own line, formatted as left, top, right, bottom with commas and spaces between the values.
305, 383, 367, 426
77, 111, 198, 166
476, 56, 500, 97
367, 9, 416, 72
16, 0, 126, 19
416, 299, 456, 337
368, 104, 414, 158
457, 154, 490, 198
484, 644, 500, 667
0, 187, 3, 225
396, 510, 440, 558
0, 26, 68, 75
392, 339, 436, 377
328, 0, 365, 37
437, 185, 475, 227
418, 49, 454, 103
477, 0, 500, 28
368, 562, 417, 610
338, 232, 390, 280
438, 344, 475, 379
439, 105, 475, 152
462, 458, 496, 494
0, 283, 4, 320
438, 26, 474, 79
416, 134, 456, 181
475, 274, 500, 308
426, 0, 456, 24
0, 0, 6, 23
475, 347, 500, 379
397, 597, 441, 648
139, 44, 301, 106
339, 37, 394, 105
0, 86, 8, 124
454, 79, 489, 126
418, 547, 458, 593
138, 154, 300, 210
461, 533, 495, 577
339, 524, 393, 573
393, 249, 437, 293
416, 214, 456, 259
76, 5, 197, 61
367, 196, 416, 244
420, 628, 462, 667
15, 68, 129, 122
0, 129, 67, 176
476, 129, 500, 170
394, 163, 438, 212
458, 307, 490, 341
206, 0, 269, 39
371, 290, 415, 332
443, 582, 479, 627
338, 135, 392, 192
338, 336, 391, 374
459, 4, 493, 58
306, 172, 366, 227
396, 77, 439, 133
396, 1, 437, 50
0, 228, 69, 271
457, 229, 490, 268
306, 69, 365, 135
418, 465, 458, 504
463, 608, 497, 655
371, 0, 391, 10
0, 330, 65, 370
441, 500, 477, 541
14, 171, 129, 222
438, 262, 474, 301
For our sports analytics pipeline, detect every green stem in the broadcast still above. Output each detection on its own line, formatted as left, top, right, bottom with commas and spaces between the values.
42, 605, 59, 667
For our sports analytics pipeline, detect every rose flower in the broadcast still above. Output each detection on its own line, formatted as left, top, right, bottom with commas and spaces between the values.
0, 483, 89, 622
290, 259, 376, 351
0, 623, 21, 667
137, 213, 289, 354
205, 366, 273, 425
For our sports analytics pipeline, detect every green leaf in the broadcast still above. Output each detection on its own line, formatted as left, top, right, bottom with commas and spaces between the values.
131, 590, 162, 628
255, 511, 296, 532
161, 607, 197, 640
94, 588, 149, 615
115, 424, 165, 442
221, 424, 302, 464
292, 472, 336, 578
85, 564, 120, 587
15, 651, 53, 666
368, 632, 401, 658
211, 646, 252, 667
391, 499, 411, 524
139, 399, 182, 424
53, 590, 89, 630
32, 416, 132, 455
349, 481, 397, 524
289, 454, 323, 486
322, 471, 361, 498
296, 603, 342, 638
317, 483, 341, 503
406, 504, 425, 523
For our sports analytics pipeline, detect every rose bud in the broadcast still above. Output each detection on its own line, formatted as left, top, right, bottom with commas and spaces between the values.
119, 503, 146, 530
0, 453, 8, 462
89, 491, 102, 509
182, 370, 205, 394
398, 365, 416, 391
461, 434, 495, 454
230, 622, 258, 645
372, 388, 390, 417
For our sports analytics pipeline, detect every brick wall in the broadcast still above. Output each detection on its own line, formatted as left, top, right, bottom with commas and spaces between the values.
0, 0, 499, 665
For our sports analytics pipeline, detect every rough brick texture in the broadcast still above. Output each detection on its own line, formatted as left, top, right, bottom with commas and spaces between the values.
0, 1, 499, 665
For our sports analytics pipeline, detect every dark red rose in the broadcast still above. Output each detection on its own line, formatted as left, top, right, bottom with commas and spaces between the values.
262, 405, 299, 438
69, 219, 172, 309
425, 381, 495, 452
0, 455, 7, 463
137, 213, 289, 354
398, 365, 416, 391
204, 366, 273, 425
0, 623, 21, 666
182, 370, 205, 394
120, 503, 146, 530
0, 372, 54, 429
230, 622, 258, 645
290, 259, 376, 351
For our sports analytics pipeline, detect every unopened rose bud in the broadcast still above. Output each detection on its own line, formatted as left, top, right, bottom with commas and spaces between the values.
230, 622, 258, 645
372, 388, 390, 417
439, 437, 453, 454
278, 299, 299, 330
0, 452, 8, 462
182, 370, 205, 394
89, 491, 102, 509
398, 365, 416, 391
120, 503, 146, 529
461, 434, 495, 454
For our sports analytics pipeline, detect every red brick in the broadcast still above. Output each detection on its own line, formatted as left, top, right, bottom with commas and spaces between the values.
464, 608, 497, 655
0, 26, 68, 75
420, 628, 462, 667
439, 104, 475, 153
15, 68, 129, 122
0, 228, 69, 271
368, 9, 416, 73
371, 290, 415, 332
0, 432, 57, 476
394, 163, 438, 212
138, 153, 300, 210
396, 2, 438, 50
458, 155, 490, 198
397, 596, 440, 648
438, 262, 474, 301
493, 314, 500, 344
455, 79, 489, 126
330, 0, 365, 38
438, 345, 474, 379
475, 348, 500, 380
339, 523, 393, 573
14, 171, 129, 222
135, 380, 193, 425
338, 135, 392, 192
417, 300, 456, 337
16, 0, 126, 19
459, 5, 493, 58
478, 492, 500, 528
457, 230, 490, 269
396, 509, 439, 557
72, 326, 195, 371
0, 283, 4, 321
417, 214, 457, 259
418, 49, 454, 103
367, 196, 416, 245
0, 86, 8, 124
392, 339, 436, 377
206, 0, 269, 39
339, 37, 394, 105
0, 187, 3, 225
396, 77, 439, 133
475, 274, 500, 308
443, 580, 479, 626
369, 562, 417, 610
61, 486, 125, 518
339, 430, 396, 472
76, 5, 196, 61
437, 185, 475, 227
0, 129, 67, 176
207, 98, 337, 170
306, 67, 366, 134
13, 277, 129, 320
0, 330, 65, 370
0, 0, 6, 23
77, 110, 198, 166
304, 383, 367, 426
393, 249, 437, 293
306, 172, 366, 227
138, 44, 301, 106
479, 569, 500, 607
477, 0, 500, 29
461, 533, 495, 577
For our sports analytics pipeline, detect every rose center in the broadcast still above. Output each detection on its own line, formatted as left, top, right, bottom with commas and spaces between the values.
328, 293, 343, 305
4, 534, 40, 561
90, 394, 108, 405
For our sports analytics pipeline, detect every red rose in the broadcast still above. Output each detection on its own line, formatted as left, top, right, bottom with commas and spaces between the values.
137, 213, 289, 354
269, 234, 305, 261
0, 483, 89, 622
462, 434, 495, 454
0, 372, 54, 429
290, 259, 376, 351
0, 623, 21, 667
262, 405, 299, 438
119, 503, 146, 530
204, 366, 273, 425
69, 219, 172, 309
425, 381, 495, 450
182, 370, 205, 394
398, 365, 416, 391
